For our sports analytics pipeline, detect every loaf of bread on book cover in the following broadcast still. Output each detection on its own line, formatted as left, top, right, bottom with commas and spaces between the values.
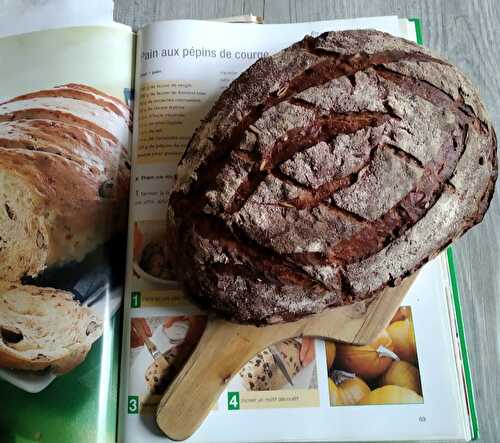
166, 29, 497, 325
0, 281, 102, 373
0, 83, 132, 281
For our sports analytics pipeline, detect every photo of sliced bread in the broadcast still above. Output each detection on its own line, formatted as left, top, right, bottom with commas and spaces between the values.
0, 281, 103, 374
239, 339, 303, 391
145, 347, 179, 395
0, 84, 132, 281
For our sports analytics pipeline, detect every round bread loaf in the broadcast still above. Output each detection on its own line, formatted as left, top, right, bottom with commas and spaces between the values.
167, 30, 497, 325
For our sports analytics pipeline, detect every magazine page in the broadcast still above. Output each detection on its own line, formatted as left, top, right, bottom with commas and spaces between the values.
0, 25, 134, 443
120, 15, 469, 443
0, 0, 124, 38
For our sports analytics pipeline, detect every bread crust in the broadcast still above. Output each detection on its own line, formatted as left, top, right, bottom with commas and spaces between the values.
167, 30, 497, 325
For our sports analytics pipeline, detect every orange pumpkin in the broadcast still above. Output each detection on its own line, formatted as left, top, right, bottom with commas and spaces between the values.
387, 319, 417, 364
359, 385, 423, 405
328, 373, 371, 406
380, 361, 422, 395
335, 331, 397, 380
325, 341, 336, 369
391, 306, 412, 324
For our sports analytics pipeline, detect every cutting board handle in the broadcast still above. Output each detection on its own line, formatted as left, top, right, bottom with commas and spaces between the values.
156, 273, 418, 440
156, 318, 285, 440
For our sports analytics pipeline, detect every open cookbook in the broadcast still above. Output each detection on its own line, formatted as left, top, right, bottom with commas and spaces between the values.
0, 8, 478, 443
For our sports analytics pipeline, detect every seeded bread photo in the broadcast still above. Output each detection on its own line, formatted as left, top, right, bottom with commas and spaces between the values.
145, 347, 179, 395
0, 83, 132, 281
239, 339, 303, 391
166, 29, 497, 325
0, 281, 102, 374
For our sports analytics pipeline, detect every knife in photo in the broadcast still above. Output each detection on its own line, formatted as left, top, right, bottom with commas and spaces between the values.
132, 324, 168, 364
269, 345, 294, 386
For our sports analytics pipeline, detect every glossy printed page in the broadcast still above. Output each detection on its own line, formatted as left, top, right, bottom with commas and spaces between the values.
120, 15, 469, 443
0, 24, 134, 443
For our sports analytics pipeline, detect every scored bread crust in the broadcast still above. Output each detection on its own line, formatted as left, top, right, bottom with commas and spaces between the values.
0, 84, 131, 281
0, 281, 102, 374
167, 30, 497, 325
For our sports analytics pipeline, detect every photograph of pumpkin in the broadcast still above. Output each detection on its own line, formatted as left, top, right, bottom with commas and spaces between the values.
326, 306, 423, 406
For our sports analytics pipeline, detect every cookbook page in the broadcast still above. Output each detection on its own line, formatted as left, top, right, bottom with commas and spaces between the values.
120, 16, 468, 442
0, 0, 123, 38
0, 24, 134, 443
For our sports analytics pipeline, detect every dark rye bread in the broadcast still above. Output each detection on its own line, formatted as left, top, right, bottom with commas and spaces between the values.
167, 30, 497, 325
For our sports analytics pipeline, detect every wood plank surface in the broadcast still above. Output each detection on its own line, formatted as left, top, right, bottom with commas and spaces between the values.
115, 1, 500, 441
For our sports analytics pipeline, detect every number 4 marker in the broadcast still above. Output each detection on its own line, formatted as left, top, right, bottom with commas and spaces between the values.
228, 392, 240, 410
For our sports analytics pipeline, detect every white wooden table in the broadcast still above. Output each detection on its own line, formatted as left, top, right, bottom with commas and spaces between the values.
115, 1, 500, 441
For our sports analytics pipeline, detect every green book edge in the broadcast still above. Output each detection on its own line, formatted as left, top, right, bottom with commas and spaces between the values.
446, 247, 479, 440
409, 18, 479, 440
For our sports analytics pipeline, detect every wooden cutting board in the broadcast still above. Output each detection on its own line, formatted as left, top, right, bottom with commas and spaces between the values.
156, 272, 418, 440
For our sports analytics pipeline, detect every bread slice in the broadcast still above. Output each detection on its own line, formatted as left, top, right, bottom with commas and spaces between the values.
0, 84, 131, 281
0, 119, 129, 179
0, 281, 102, 374
0, 147, 125, 279
0, 88, 131, 146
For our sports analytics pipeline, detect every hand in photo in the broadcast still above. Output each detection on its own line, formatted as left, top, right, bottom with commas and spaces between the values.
131, 317, 152, 348
163, 315, 206, 350
299, 337, 315, 366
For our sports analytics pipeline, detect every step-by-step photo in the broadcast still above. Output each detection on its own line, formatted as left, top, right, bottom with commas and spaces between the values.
225, 338, 320, 410
128, 315, 206, 413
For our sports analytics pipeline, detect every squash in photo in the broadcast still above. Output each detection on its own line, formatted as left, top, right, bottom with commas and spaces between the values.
325, 340, 336, 369
359, 385, 423, 405
328, 372, 371, 406
335, 331, 397, 380
387, 319, 417, 364
380, 361, 422, 395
